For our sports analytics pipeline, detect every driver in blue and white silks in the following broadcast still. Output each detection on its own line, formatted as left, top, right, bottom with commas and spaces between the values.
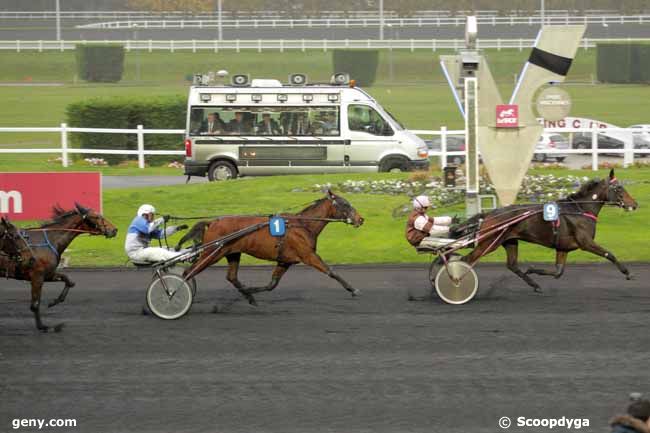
124, 204, 188, 263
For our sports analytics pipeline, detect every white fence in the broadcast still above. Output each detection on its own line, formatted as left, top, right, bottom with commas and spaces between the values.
0, 10, 631, 21
0, 125, 184, 168
75, 14, 650, 30
1, 124, 648, 171
2, 37, 646, 53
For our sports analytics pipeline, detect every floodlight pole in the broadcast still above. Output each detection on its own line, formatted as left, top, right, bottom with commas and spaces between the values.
379, 0, 384, 40
540, 0, 545, 25
217, 0, 223, 41
462, 16, 480, 217
55, 0, 61, 41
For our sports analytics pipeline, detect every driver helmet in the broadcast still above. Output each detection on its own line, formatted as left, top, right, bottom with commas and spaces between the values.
413, 195, 432, 210
137, 204, 156, 216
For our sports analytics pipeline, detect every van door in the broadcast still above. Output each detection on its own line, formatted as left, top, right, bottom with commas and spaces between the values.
345, 103, 397, 172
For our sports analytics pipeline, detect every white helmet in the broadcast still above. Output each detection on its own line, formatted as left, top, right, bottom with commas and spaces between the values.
413, 195, 432, 210
137, 204, 156, 216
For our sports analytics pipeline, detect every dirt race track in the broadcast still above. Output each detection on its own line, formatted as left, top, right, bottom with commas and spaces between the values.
1, 263, 649, 433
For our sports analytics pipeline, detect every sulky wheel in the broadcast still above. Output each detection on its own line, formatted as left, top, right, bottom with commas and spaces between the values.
434, 261, 478, 305
146, 273, 193, 320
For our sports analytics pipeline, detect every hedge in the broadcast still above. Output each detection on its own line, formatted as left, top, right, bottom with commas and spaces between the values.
66, 96, 186, 165
597, 43, 650, 84
75, 44, 125, 83
332, 50, 379, 86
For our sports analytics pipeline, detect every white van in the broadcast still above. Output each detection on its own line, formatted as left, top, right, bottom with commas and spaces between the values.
183, 74, 430, 180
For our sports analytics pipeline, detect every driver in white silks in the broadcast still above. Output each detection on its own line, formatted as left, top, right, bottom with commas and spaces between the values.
125, 204, 189, 263
405, 195, 456, 249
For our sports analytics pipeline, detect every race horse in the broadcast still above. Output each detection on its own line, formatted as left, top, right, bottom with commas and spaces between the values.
182, 190, 364, 306
0, 204, 117, 332
458, 169, 638, 291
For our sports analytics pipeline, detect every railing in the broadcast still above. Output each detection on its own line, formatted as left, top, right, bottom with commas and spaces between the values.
1, 124, 648, 171
75, 14, 650, 29
0, 10, 631, 20
2, 37, 647, 53
415, 127, 649, 170
0, 125, 184, 168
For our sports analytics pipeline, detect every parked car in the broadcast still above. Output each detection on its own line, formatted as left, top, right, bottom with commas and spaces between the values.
533, 133, 570, 162
572, 131, 648, 157
629, 125, 650, 154
426, 136, 466, 164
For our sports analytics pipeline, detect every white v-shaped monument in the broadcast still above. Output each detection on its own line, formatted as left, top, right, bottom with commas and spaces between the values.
441, 23, 586, 207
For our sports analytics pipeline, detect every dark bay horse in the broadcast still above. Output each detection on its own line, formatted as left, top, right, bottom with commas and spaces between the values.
0, 204, 117, 332
183, 191, 364, 306
460, 169, 638, 291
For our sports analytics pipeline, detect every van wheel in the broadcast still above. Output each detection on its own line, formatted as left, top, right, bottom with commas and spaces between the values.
380, 156, 408, 173
208, 160, 237, 181
533, 153, 546, 162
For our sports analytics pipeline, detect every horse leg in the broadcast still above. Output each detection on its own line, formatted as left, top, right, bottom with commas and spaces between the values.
48, 272, 76, 308
300, 252, 359, 296
240, 263, 292, 295
503, 240, 543, 292
30, 275, 63, 332
525, 250, 568, 279
576, 237, 632, 280
223, 253, 257, 306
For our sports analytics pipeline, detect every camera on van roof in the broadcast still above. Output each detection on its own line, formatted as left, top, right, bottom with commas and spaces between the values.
231, 74, 250, 87
331, 73, 350, 85
289, 73, 308, 86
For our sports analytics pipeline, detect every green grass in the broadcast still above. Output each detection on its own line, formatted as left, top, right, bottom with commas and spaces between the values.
41, 167, 650, 267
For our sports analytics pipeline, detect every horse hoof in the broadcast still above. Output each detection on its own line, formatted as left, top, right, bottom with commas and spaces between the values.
53, 323, 65, 333
533, 287, 543, 294
626, 274, 634, 281
38, 326, 49, 333
351, 289, 361, 297
211, 305, 220, 313
141, 306, 150, 316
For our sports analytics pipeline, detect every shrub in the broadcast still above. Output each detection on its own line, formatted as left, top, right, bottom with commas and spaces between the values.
66, 96, 186, 165
597, 43, 650, 84
332, 50, 379, 86
75, 44, 125, 83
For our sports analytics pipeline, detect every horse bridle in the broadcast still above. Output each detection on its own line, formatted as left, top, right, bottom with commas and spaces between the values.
77, 210, 111, 235
606, 178, 627, 208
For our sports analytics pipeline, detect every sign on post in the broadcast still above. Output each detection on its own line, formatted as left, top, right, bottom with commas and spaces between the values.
496, 104, 519, 128
0, 172, 101, 220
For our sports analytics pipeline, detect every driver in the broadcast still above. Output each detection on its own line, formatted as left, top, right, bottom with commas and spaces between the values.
124, 204, 188, 263
405, 195, 456, 248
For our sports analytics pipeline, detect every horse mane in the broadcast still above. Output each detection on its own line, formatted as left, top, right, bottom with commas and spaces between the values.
40, 205, 87, 227
298, 197, 328, 214
562, 179, 602, 201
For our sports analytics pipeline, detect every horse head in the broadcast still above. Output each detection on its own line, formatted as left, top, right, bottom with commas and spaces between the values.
603, 170, 638, 212
74, 203, 118, 238
326, 190, 364, 227
0, 216, 24, 257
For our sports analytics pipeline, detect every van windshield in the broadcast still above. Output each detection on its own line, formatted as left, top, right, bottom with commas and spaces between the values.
189, 106, 340, 136
383, 109, 404, 130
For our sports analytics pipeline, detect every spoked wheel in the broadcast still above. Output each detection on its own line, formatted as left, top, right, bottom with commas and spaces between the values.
146, 273, 193, 320
434, 261, 478, 305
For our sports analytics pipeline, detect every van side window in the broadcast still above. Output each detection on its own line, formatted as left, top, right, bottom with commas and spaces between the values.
189, 106, 340, 137
347, 105, 393, 136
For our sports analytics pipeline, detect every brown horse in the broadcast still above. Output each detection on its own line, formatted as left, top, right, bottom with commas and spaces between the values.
459, 169, 638, 291
0, 204, 117, 332
183, 191, 364, 306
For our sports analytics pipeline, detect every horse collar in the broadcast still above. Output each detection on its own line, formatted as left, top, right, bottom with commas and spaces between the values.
583, 212, 598, 222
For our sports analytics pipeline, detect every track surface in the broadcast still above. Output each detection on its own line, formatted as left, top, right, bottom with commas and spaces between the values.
1, 264, 649, 433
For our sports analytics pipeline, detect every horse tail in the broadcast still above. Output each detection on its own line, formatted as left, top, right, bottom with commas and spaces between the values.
175, 221, 210, 251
